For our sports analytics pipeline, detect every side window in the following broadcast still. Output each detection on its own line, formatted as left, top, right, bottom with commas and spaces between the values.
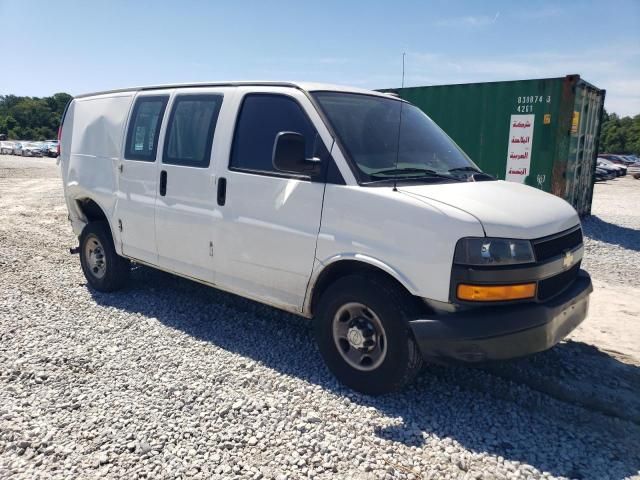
125, 96, 169, 161
163, 94, 223, 168
230, 94, 319, 174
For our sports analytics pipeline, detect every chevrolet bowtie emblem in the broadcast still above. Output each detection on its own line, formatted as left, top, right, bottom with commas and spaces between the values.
563, 250, 574, 269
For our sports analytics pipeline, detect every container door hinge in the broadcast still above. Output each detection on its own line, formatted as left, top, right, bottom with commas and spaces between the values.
209, 241, 214, 257
118, 219, 123, 232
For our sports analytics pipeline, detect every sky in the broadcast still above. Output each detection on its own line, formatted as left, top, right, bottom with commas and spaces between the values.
2, 0, 639, 116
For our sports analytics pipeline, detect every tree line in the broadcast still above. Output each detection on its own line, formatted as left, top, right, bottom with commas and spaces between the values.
599, 110, 640, 155
0, 93, 72, 141
0, 93, 638, 154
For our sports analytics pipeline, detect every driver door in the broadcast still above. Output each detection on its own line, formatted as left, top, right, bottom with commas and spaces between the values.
211, 88, 329, 311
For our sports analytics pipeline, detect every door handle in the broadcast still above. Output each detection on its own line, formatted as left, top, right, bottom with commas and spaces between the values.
160, 170, 167, 196
217, 177, 227, 206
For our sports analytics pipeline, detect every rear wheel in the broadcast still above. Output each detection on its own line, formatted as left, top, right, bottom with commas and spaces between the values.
79, 221, 130, 292
314, 273, 423, 395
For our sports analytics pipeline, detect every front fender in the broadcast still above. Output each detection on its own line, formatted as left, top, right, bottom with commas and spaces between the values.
302, 253, 419, 316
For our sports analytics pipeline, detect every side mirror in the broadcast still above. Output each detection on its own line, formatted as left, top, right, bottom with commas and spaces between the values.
272, 132, 320, 175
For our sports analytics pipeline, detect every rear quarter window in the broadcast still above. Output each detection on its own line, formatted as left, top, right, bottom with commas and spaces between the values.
124, 96, 169, 161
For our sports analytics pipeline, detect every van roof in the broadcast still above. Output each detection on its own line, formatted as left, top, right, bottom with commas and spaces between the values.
73, 81, 394, 100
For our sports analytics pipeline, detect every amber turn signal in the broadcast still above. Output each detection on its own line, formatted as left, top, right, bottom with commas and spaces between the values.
457, 283, 536, 301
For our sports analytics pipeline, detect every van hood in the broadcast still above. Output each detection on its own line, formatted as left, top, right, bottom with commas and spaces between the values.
399, 180, 580, 239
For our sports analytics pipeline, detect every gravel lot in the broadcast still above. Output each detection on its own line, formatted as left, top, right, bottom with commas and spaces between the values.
1, 155, 639, 480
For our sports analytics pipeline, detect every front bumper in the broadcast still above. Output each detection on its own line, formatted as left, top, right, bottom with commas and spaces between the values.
410, 270, 592, 362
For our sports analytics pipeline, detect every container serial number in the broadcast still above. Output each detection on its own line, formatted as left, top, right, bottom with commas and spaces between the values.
515, 95, 551, 113
517, 95, 551, 104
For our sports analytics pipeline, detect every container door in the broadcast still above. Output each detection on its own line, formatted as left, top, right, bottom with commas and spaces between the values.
117, 94, 169, 265
154, 92, 225, 282
565, 84, 604, 215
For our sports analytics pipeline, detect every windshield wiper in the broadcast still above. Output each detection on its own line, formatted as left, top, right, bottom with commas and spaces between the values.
363, 167, 462, 185
448, 166, 496, 182
448, 166, 482, 174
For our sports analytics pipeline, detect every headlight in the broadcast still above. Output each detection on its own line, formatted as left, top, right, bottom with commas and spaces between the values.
454, 237, 534, 266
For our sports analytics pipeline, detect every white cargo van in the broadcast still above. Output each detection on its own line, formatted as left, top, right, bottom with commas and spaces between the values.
59, 81, 592, 394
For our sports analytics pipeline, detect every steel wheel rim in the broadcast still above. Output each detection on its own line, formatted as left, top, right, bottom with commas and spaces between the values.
332, 302, 387, 372
84, 235, 107, 279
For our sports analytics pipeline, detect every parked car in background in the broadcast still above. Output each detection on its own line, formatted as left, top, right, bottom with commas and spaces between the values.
594, 166, 614, 182
1, 140, 60, 157
0, 141, 15, 155
600, 154, 635, 166
595, 161, 619, 178
21, 142, 44, 157
623, 155, 640, 165
46, 140, 59, 157
38, 142, 50, 156
597, 158, 626, 176
12, 142, 24, 156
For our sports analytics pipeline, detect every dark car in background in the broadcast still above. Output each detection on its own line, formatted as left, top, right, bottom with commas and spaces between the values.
595, 166, 615, 182
45, 140, 59, 157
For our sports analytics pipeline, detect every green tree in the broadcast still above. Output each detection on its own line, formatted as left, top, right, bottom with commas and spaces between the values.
0, 93, 71, 140
598, 110, 640, 155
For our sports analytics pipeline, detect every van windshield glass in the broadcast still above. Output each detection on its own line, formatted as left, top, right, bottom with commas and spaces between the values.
312, 92, 481, 183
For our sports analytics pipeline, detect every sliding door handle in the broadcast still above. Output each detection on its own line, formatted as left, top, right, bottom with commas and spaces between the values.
217, 177, 227, 206
159, 170, 167, 196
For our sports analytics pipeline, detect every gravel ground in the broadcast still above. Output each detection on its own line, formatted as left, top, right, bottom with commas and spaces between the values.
1, 155, 639, 480
581, 178, 640, 285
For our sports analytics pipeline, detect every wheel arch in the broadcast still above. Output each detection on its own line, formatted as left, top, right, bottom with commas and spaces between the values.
304, 255, 422, 317
73, 197, 117, 245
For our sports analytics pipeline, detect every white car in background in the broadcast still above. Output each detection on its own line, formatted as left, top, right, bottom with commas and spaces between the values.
0, 141, 16, 155
597, 158, 626, 176
21, 142, 44, 157
11, 142, 24, 155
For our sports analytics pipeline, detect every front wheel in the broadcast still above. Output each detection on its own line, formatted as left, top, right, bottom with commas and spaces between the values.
79, 221, 130, 292
314, 273, 423, 395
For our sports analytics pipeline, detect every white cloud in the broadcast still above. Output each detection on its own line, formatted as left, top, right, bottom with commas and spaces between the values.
435, 12, 500, 28
435, 7, 560, 27
520, 6, 563, 19
317, 57, 349, 65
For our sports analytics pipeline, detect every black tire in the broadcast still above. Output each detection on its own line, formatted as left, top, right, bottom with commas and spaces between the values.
79, 221, 130, 292
314, 273, 423, 395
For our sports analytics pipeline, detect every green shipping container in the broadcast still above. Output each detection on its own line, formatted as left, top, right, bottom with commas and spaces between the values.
385, 75, 605, 215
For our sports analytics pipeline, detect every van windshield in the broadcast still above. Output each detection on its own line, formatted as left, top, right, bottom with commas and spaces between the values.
312, 92, 481, 184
